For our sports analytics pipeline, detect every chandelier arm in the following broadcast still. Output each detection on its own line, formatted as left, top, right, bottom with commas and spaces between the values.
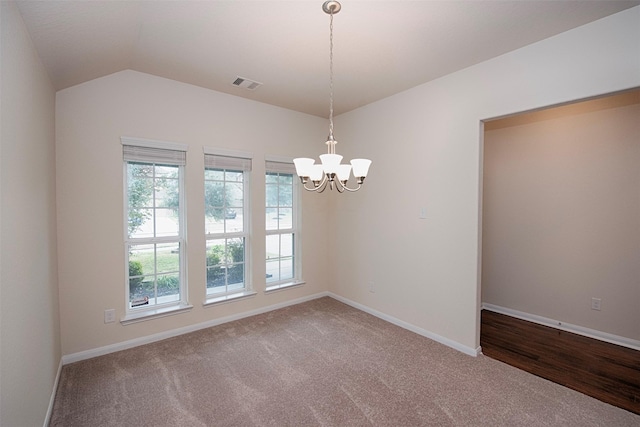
301, 175, 328, 192
335, 180, 362, 192
316, 178, 328, 193
302, 182, 325, 192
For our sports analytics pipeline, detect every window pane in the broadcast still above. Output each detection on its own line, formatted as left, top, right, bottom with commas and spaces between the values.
128, 162, 150, 177
227, 182, 243, 207
155, 165, 177, 178
204, 181, 225, 208
266, 234, 280, 261
266, 183, 278, 207
278, 208, 293, 229
265, 232, 292, 284
129, 244, 155, 276
225, 170, 243, 183
129, 242, 181, 307
279, 174, 293, 185
129, 245, 154, 301
266, 172, 279, 184
205, 177, 230, 235
205, 211, 224, 234
205, 237, 246, 293
155, 208, 179, 237
280, 257, 294, 281
266, 208, 278, 231
228, 238, 244, 263
278, 175, 293, 212
266, 208, 293, 231
205, 166, 245, 237
155, 177, 179, 209
127, 162, 181, 239
156, 242, 179, 274
157, 273, 180, 303
224, 211, 243, 233
206, 239, 225, 290
128, 207, 154, 239
205, 169, 224, 180
266, 259, 280, 283
127, 164, 154, 238
207, 266, 225, 291
279, 185, 293, 207
128, 244, 155, 306
228, 264, 244, 287
207, 239, 225, 266
281, 234, 293, 257
128, 177, 153, 208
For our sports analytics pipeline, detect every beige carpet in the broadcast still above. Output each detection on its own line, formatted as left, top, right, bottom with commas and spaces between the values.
50, 297, 640, 426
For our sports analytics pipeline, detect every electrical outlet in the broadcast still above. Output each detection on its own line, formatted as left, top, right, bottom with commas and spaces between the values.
104, 309, 116, 323
368, 281, 375, 293
591, 298, 601, 311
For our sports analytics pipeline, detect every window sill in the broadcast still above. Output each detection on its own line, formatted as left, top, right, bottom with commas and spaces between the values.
121, 303, 193, 325
265, 280, 305, 294
203, 290, 257, 307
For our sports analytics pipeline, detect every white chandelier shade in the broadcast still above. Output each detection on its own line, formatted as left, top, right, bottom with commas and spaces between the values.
293, 155, 372, 192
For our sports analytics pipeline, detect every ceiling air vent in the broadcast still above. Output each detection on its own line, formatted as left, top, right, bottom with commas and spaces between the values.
232, 76, 262, 91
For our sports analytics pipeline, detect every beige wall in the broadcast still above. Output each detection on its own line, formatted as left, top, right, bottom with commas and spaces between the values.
329, 6, 640, 352
3, 5, 639, 424
55, 70, 331, 355
482, 91, 640, 341
1, 1, 60, 426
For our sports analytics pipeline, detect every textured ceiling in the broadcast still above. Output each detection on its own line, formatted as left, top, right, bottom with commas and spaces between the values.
15, 0, 640, 117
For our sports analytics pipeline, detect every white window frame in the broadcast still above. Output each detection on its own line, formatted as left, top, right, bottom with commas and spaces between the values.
121, 137, 192, 324
265, 156, 304, 292
203, 147, 255, 306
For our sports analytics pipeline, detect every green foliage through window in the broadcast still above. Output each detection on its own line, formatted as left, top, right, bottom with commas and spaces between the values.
206, 239, 244, 289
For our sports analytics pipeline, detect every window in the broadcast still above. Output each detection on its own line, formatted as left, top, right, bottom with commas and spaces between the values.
265, 158, 302, 290
204, 148, 252, 303
123, 138, 190, 321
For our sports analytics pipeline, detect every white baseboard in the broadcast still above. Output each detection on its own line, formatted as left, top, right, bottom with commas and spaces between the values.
329, 292, 481, 357
482, 303, 640, 351
43, 358, 63, 427
62, 291, 482, 365
62, 291, 329, 364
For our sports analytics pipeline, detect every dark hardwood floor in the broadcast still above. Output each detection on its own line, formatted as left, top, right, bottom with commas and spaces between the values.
480, 309, 640, 415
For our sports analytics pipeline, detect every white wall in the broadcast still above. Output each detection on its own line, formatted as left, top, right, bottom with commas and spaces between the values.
0, 1, 60, 426
56, 70, 331, 355
330, 6, 640, 352
482, 92, 640, 341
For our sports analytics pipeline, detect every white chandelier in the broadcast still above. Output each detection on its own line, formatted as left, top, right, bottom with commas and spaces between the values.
293, 1, 371, 193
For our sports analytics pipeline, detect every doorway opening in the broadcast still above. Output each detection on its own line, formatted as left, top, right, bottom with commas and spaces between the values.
478, 88, 640, 413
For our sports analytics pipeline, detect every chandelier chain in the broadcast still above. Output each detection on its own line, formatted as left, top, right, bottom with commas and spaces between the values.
328, 9, 334, 142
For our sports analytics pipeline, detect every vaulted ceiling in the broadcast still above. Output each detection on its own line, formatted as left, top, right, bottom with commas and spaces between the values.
15, 0, 640, 117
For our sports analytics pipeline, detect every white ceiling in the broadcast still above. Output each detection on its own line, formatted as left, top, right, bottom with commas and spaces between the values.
15, 0, 640, 118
